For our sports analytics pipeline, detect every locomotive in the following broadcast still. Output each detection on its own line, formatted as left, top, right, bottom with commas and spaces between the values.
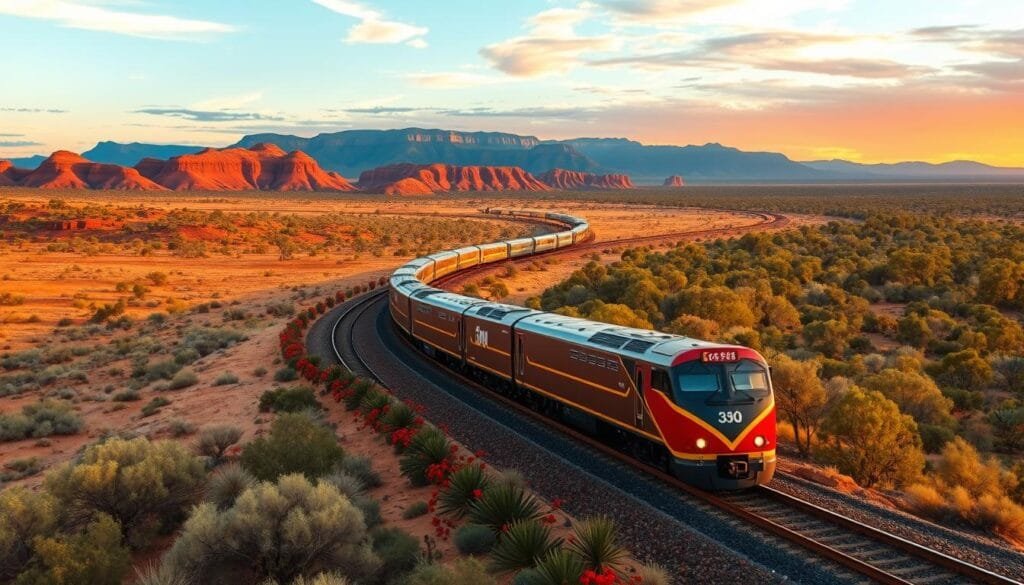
388, 209, 776, 490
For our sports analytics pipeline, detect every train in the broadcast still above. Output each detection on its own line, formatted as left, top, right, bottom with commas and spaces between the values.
388, 208, 776, 490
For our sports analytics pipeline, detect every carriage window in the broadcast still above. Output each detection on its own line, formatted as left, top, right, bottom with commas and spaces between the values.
650, 368, 670, 393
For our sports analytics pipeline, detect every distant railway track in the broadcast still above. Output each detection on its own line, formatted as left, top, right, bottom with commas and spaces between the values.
313, 209, 1021, 585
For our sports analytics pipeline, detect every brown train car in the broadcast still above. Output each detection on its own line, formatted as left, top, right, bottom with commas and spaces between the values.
513, 314, 664, 443
388, 276, 423, 335
409, 290, 484, 359
463, 304, 538, 381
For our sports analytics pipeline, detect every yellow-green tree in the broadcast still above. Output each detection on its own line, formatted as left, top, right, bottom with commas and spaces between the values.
15, 515, 130, 585
0, 489, 60, 581
817, 388, 925, 488
861, 369, 954, 427
769, 354, 828, 457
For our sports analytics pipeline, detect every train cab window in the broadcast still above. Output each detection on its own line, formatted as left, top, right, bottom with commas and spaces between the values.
729, 361, 769, 392
650, 368, 670, 394
674, 361, 721, 393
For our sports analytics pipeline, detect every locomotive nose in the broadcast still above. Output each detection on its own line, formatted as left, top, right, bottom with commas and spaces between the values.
726, 459, 749, 477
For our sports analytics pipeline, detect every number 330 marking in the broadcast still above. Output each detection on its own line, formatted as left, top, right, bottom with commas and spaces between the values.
718, 411, 742, 424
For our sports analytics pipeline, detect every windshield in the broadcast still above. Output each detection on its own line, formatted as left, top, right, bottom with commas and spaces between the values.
671, 359, 770, 405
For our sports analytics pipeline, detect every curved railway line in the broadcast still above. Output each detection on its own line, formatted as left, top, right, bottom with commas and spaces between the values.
310, 209, 1023, 585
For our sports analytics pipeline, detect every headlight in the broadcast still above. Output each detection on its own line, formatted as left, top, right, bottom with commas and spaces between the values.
695, 438, 707, 449
753, 435, 766, 448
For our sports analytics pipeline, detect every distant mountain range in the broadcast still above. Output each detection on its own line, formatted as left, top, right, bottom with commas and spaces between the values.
5, 128, 1024, 184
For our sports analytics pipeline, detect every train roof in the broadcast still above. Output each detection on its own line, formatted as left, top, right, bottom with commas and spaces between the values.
465, 302, 539, 325
516, 312, 732, 367
413, 289, 487, 313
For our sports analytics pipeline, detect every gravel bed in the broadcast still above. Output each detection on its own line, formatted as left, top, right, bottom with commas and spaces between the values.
309, 296, 869, 585
771, 471, 1024, 581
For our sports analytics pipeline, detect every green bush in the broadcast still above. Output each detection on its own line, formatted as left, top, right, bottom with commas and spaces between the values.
274, 367, 299, 382
163, 474, 376, 585
379, 401, 418, 433
439, 464, 490, 519
353, 496, 382, 529
141, 396, 171, 417
214, 372, 239, 386
241, 413, 344, 481
370, 527, 419, 585
325, 471, 366, 498
488, 520, 560, 574
402, 501, 429, 520
168, 368, 198, 390
112, 389, 140, 402
145, 359, 181, 382
343, 379, 377, 411
206, 464, 256, 510
180, 327, 246, 357
196, 425, 244, 463
468, 483, 542, 534
454, 523, 496, 555
46, 437, 205, 545
398, 427, 452, 487
0, 400, 83, 442
259, 387, 320, 413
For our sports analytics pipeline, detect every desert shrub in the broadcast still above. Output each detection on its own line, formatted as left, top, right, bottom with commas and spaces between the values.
112, 389, 140, 402
168, 368, 198, 390
260, 574, 351, 585
533, 548, 586, 585
241, 413, 344, 481
636, 562, 671, 585
439, 464, 490, 519
401, 558, 495, 585
45, 437, 205, 544
259, 386, 319, 413
454, 523, 496, 555
206, 464, 256, 510
141, 396, 171, 417
180, 327, 246, 357
359, 387, 393, 415
163, 474, 376, 585
340, 456, 382, 489
398, 427, 452, 487
513, 569, 542, 585
214, 372, 239, 386
274, 367, 299, 382
173, 347, 200, 366
468, 483, 542, 534
567, 516, 626, 573
402, 501, 429, 520
266, 302, 295, 317
145, 359, 181, 381
15, 514, 131, 585
254, 366, 268, 377
147, 272, 168, 286
196, 425, 244, 463
0, 488, 60, 580
0, 457, 43, 483
134, 563, 190, 585
353, 496, 382, 529
489, 520, 560, 574
0, 400, 83, 442
326, 471, 366, 498
167, 418, 197, 437
370, 527, 419, 584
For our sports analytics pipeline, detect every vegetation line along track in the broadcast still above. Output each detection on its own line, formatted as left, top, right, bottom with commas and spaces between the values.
325, 209, 1019, 585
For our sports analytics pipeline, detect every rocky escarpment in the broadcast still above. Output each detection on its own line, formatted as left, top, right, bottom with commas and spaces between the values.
357, 163, 551, 195
537, 168, 634, 190
663, 175, 685, 187
13, 151, 165, 190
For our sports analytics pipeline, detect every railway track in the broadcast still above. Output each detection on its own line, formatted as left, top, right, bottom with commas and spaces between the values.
311, 210, 1022, 585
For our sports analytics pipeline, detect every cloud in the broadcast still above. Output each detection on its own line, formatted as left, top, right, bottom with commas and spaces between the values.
133, 108, 285, 122
439, 106, 594, 120
0, 140, 41, 147
481, 6, 619, 76
0, 0, 236, 40
405, 72, 508, 88
193, 92, 264, 111
1, 107, 67, 113
311, 0, 427, 47
598, 0, 740, 22
0, 133, 26, 137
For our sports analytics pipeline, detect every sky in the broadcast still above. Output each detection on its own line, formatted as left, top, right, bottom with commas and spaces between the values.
0, 0, 1022, 165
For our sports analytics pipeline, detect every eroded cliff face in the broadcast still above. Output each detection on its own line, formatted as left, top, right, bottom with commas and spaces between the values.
663, 175, 686, 187
537, 168, 634, 190
357, 163, 551, 195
